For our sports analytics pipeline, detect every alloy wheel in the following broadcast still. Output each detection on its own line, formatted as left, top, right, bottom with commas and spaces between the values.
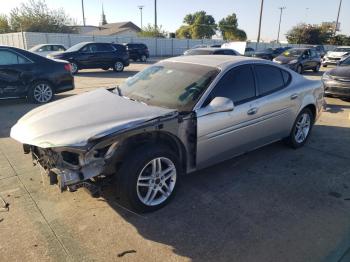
114, 61, 124, 72
33, 83, 53, 103
294, 113, 311, 144
70, 63, 78, 74
136, 157, 177, 206
141, 55, 147, 62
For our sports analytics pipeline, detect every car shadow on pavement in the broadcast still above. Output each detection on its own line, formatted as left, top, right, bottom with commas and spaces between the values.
324, 103, 350, 114
98, 124, 350, 262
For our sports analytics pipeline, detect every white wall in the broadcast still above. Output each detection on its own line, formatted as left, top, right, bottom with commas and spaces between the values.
0, 32, 339, 56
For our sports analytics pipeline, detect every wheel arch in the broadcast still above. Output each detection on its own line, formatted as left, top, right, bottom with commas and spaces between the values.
112, 131, 187, 174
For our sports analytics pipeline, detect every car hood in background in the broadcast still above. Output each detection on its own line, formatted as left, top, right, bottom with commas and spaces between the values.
328, 66, 350, 79
274, 56, 298, 64
326, 51, 349, 58
10, 89, 176, 148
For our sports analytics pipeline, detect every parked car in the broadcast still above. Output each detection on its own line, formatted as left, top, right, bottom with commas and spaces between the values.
273, 48, 321, 74
29, 44, 66, 57
322, 46, 350, 67
11, 55, 324, 212
322, 56, 350, 98
47, 42, 129, 74
253, 47, 291, 60
305, 45, 326, 58
244, 47, 255, 57
124, 43, 149, 62
183, 48, 239, 56
0, 46, 74, 104
209, 44, 222, 48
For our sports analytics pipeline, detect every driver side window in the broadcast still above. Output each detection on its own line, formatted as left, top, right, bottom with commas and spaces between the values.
205, 65, 256, 106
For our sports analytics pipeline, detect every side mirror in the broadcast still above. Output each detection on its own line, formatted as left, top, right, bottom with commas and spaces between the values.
197, 97, 234, 117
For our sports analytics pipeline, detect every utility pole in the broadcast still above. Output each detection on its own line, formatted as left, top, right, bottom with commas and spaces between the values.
81, 0, 86, 26
256, 0, 264, 50
138, 5, 144, 29
277, 7, 286, 44
154, 0, 157, 29
334, 0, 343, 36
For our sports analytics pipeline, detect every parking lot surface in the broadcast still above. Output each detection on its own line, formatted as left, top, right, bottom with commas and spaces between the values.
1, 61, 350, 262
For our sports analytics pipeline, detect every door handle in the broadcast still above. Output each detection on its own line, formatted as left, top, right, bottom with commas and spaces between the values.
247, 107, 258, 115
291, 94, 298, 100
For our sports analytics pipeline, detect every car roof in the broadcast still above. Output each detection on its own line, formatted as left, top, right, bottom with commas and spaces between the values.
165, 55, 266, 69
190, 48, 232, 51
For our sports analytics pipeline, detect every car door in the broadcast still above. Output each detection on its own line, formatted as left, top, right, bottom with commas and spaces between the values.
0, 49, 33, 98
95, 43, 116, 67
251, 64, 300, 143
196, 65, 259, 169
310, 49, 320, 67
302, 50, 312, 69
77, 44, 98, 68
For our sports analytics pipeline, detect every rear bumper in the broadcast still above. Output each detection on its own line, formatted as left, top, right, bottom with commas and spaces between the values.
55, 81, 75, 94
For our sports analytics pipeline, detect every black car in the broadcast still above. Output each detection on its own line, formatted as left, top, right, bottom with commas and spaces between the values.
253, 47, 291, 60
322, 56, 350, 98
0, 46, 74, 104
124, 43, 149, 62
48, 42, 129, 74
273, 48, 321, 74
183, 48, 239, 56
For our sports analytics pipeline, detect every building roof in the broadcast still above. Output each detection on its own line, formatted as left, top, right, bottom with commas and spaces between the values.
87, 22, 141, 36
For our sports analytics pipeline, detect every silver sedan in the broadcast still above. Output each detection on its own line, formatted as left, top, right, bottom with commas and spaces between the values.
11, 55, 324, 212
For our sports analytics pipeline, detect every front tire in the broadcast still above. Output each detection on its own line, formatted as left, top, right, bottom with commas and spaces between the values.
285, 108, 314, 148
113, 61, 124, 72
118, 145, 180, 213
313, 64, 320, 72
296, 64, 303, 74
28, 81, 54, 104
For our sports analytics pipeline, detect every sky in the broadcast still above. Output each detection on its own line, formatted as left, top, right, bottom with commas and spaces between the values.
1, 0, 349, 42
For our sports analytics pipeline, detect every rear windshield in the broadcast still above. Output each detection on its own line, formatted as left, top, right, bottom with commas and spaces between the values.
282, 49, 304, 57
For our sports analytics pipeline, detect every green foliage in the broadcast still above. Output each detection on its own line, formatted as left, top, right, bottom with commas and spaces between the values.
286, 23, 333, 44
218, 13, 247, 41
176, 11, 217, 39
329, 34, 350, 46
0, 0, 76, 33
138, 24, 167, 38
0, 15, 11, 33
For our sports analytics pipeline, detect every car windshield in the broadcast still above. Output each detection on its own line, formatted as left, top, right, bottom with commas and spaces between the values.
66, 42, 88, 52
118, 62, 219, 111
186, 49, 213, 55
260, 48, 273, 53
334, 48, 350, 52
282, 49, 304, 57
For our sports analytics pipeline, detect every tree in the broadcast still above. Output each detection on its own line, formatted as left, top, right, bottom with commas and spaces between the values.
4, 0, 75, 33
138, 24, 167, 38
286, 23, 331, 44
218, 13, 247, 41
176, 11, 217, 39
0, 15, 11, 33
330, 34, 350, 45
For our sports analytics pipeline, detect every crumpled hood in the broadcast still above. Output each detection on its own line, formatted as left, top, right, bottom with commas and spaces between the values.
326, 51, 349, 58
11, 89, 176, 148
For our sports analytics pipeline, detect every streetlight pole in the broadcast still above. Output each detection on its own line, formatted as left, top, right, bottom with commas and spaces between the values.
277, 7, 286, 44
256, 0, 264, 50
81, 0, 86, 26
154, 0, 157, 30
334, 0, 343, 36
138, 5, 144, 29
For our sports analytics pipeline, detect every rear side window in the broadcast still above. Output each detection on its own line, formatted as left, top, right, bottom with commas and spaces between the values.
281, 70, 291, 85
254, 65, 285, 96
208, 65, 256, 104
223, 50, 236, 55
97, 43, 114, 52
53, 45, 65, 51
0, 50, 31, 65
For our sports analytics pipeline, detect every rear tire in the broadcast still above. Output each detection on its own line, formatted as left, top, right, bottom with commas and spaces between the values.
117, 145, 181, 213
28, 81, 54, 104
285, 108, 314, 149
140, 55, 147, 62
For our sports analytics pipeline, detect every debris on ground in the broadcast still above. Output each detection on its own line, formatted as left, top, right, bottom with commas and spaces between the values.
0, 195, 10, 212
117, 250, 136, 257
0, 218, 4, 223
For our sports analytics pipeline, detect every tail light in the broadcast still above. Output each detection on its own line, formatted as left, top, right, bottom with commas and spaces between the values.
64, 64, 71, 72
